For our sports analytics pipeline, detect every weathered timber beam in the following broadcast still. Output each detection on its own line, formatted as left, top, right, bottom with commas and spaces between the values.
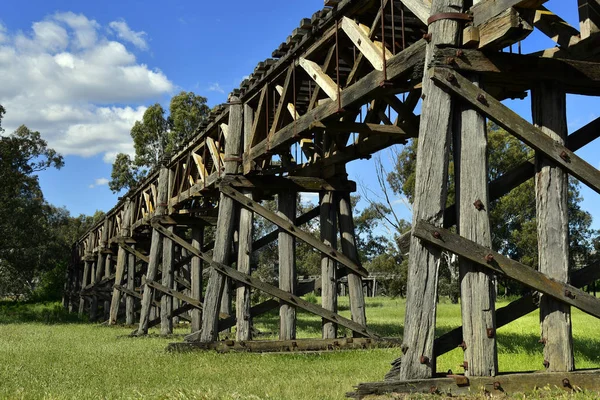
147, 303, 194, 330
150, 222, 376, 338
299, 57, 339, 101
169, 337, 400, 353
535, 6, 581, 48
431, 68, 600, 195
245, 39, 427, 169
319, 122, 417, 138
144, 279, 204, 311
433, 47, 600, 95
414, 220, 600, 319
579, 0, 600, 39
433, 261, 600, 358
153, 214, 218, 227
471, 0, 547, 26
114, 284, 160, 308
352, 369, 600, 398
119, 242, 149, 264
221, 185, 369, 278
220, 175, 356, 192
81, 273, 116, 292
340, 17, 391, 71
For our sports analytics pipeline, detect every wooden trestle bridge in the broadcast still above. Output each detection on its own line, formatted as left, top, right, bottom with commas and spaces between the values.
62, 0, 600, 396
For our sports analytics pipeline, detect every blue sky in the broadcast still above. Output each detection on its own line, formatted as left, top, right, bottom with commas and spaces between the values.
1, 0, 599, 230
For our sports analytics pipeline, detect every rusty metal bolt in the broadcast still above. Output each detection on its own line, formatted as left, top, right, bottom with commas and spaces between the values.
487, 328, 495, 338
562, 378, 571, 388
462, 361, 469, 371
433, 231, 442, 239
445, 56, 456, 65
560, 150, 571, 163
493, 382, 502, 391
485, 253, 494, 263
565, 289, 576, 299
421, 93, 426, 100
456, 49, 464, 58
477, 93, 488, 106
539, 337, 547, 345
420, 355, 430, 365
543, 360, 550, 369
473, 199, 484, 211
458, 341, 467, 351
423, 33, 432, 43
446, 73, 456, 83
429, 386, 439, 394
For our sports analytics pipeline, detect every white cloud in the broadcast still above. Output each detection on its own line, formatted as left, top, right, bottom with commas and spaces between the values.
0, 13, 173, 162
208, 82, 225, 94
109, 20, 148, 50
89, 177, 109, 188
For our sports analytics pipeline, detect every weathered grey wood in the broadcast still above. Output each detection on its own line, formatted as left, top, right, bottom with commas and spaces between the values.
161, 224, 175, 335
222, 185, 368, 278
190, 226, 203, 333
454, 75, 498, 377
532, 81, 574, 372
278, 190, 296, 340
91, 219, 110, 322
169, 337, 401, 354
579, 0, 600, 39
152, 222, 376, 338
431, 68, 600, 196
221, 175, 357, 193
337, 192, 367, 333
399, 0, 465, 381
320, 191, 337, 339
414, 220, 600, 319
136, 165, 169, 335
125, 247, 136, 325
236, 192, 253, 341
352, 369, 600, 399
471, 0, 547, 26
200, 95, 243, 342
78, 233, 95, 317
109, 200, 132, 325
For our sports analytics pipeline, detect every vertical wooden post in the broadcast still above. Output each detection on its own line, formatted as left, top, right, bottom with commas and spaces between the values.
126, 248, 136, 325
320, 191, 338, 339
136, 163, 170, 335
79, 233, 94, 317
190, 226, 204, 333
109, 200, 132, 325
532, 81, 575, 372
399, 0, 465, 380
200, 95, 243, 342
236, 197, 253, 341
91, 218, 109, 321
278, 190, 297, 340
337, 192, 367, 332
454, 76, 498, 376
161, 168, 176, 335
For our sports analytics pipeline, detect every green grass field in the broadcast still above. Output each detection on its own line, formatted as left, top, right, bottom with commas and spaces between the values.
1, 297, 599, 399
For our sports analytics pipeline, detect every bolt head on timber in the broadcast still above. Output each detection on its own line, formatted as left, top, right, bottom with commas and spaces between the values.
485, 253, 494, 263
420, 355, 430, 365
423, 33, 432, 43
432, 231, 442, 239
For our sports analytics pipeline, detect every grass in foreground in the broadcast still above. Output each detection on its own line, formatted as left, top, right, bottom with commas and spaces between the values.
0, 297, 599, 399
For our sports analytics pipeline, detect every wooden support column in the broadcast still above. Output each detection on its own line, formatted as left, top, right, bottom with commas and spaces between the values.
136, 163, 169, 335
78, 233, 94, 317
399, 0, 465, 380
190, 226, 204, 333
278, 190, 297, 340
320, 191, 338, 339
454, 75, 498, 376
337, 192, 367, 332
125, 247, 136, 325
103, 253, 113, 320
109, 200, 132, 325
91, 219, 109, 321
532, 81, 575, 372
200, 96, 243, 342
161, 224, 175, 335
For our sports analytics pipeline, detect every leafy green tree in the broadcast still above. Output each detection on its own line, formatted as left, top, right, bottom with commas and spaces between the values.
109, 91, 210, 193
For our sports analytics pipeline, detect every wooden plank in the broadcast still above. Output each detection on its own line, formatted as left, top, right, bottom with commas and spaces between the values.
221, 185, 368, 278
321, 122, 417, 138
400, 0, 431, 25
475, 7, 533, 50
160, 223, 175, 335
299, 57, 339, 101
431, 67, 600, 195
352, 369, 600, 398
341, 17, 390, 71
471, 0, 547, 27
432, 47, 600, 96
151, 222, 376, 338
249, 86, 268, 150
190, 226, 203, 333
413, 220, 600, 320
270, 66, 295, 135
579, 0, 600, 39
119, 242, 149, 263
454, 74, 497, 376
125, 247, 136, 325
108, 200, 132, 325
320, 191, 338, 339
236, 191, 253, 341
399, 0, 463, 381
535, 6, 581, 48
278, 191, 297, 340
220, 175, 357, 192
206, 137, 223, 171
532, 82, 574, 371
168, 337, 401, 353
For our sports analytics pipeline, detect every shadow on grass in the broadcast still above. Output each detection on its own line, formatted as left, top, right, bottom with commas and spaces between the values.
0, 301, 87, 325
